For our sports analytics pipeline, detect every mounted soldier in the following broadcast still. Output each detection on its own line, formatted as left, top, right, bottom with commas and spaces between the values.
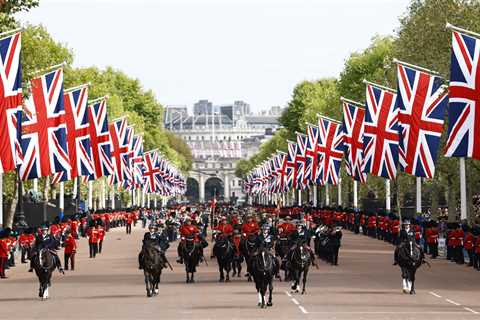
139, 224, 170, 270
29, 226, 63, 274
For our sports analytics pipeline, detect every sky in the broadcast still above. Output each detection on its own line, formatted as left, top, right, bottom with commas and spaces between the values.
16, 0, 411, 113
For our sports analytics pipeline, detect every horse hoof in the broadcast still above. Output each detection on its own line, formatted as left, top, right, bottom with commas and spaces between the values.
186, 279, 190, 283
257, 303, 261, 307
225, 278, 230, 283
410, 290, 416, 295
147, 293, 152, 297
219, 278, 224, 282
267, 302, 273, 307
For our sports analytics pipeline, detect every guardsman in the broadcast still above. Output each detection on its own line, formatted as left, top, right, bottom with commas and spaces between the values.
19, 228, 35, 263
360, 212, 367, 235
474, 227, 480, 271
464, 226, 474, 267
241, 216, 260, 237
64, 230, 77, 271
0, 234, 8, 278
96, 223, 106, 254
391, 217, 401, 245
453, 224, 464, 264
413, 221, 422, 245
367, 214, 377, 238
126, 211, 133, 234
425, 221, 439, 259
86, 223, 99, 258
277, 216, 296, 237
377, 214, 385, 240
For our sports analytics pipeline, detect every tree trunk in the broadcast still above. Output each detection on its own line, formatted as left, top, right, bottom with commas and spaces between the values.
447, 175, 457, 222
4, 174, 18, 228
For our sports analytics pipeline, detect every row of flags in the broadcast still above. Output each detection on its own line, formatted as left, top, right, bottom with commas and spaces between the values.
243, 24, 480, 196
0, 30, 186, 197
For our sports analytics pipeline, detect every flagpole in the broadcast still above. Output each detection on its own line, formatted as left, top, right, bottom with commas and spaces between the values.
363, 79, 397, 93
0, 27, 23, 39
460, 157, 467, 220
147, 193, 150, 208
385, 180, 391, 212
33, 178, 38, 193
340, 97, 365, 108
353, 180, 358, 209
316, 113, 342, 124
313, 184, 318, 207
297, 189, 302, 206
416, 177, 422, 214
446, 22, 480, 39
29, 61, 67, 77
76, 177, 81, 213
88, 95, 109, 105
88, 180, 93, 211
392, 58, 441, 76
59, 181, 64, 217
325, 184, 330, 206
153, 194, 157, 209
110, 186, 115, 209
338, 178, 342, 207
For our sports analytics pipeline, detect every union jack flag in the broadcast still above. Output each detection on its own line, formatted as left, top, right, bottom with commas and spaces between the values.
363, 83, 399, 180
52, 85, 93, 183
130, 134, 144, 189
315, 116, 344, 185
109, 117, 130, 184
275, 152, 287, 193
19, 68, 70, 180
120, 125, 134, 189
397, 64, 447, 178
445, 29, 480, 159
305, 124, 320, 183
88, 99, 113, 180
285, 141, 297, 190
143, 150, 160, 194
295, 133, 308, 189
342, 101, 367, 183
0, 31, 22, 173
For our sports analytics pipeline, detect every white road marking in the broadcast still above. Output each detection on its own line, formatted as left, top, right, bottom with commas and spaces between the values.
445, 298, 461, 306
298, 306, 308, 314
307, 311, 473, 315
464, 307, 480, 315
285, 291, 292, 297
429, 291, 442, 298
291, 298, 300, 305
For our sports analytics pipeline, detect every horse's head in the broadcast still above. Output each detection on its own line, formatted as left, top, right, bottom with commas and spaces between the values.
256, 248, 273, 274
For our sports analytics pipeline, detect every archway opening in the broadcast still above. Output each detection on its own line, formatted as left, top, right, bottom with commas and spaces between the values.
186, 178, 199, 203
205, 177, 224, 201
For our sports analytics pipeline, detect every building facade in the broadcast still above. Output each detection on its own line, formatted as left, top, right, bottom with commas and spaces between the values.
165, 101, 282, 204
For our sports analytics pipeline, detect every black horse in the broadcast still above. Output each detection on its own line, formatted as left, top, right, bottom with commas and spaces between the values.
213, 236, 234, 282
395, 240, 428, 294
315, 226, 342, 265
180, 235, 202, 283
251, 247, 275, 308
241, 234, 258, 282
274, 236, 290, 280
141, 240, 167, 297
288, 244, 312, 294
32, 248, 57, 300
232, 236, 243, 278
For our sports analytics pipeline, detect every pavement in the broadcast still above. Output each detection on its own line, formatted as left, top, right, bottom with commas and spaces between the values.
1, 225, 480, 320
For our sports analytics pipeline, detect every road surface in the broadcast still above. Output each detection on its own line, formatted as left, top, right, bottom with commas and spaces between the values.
1, 225, 480, 320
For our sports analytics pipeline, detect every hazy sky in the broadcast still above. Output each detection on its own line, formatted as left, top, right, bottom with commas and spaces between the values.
16, 0, 411, 112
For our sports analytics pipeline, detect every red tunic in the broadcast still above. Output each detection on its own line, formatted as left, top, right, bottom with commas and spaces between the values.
426, 228, 438, 244
0, 239, 8, 258
278, 222, 296, 236
180, 225, 200, 238
242, 222, 260, 236
64, 235, 77, 254
464, 233, 474, 250
475, 237, 480, 254
97, 227, 105, 241
215, 224, 234, 237
87, 228, 99, 244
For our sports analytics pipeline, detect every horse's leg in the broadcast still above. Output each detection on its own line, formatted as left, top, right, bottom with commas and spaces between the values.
410, 269, 416, 295
190, 271, 195, 283
261, 283, 267, 308
302, 268, 308, 295
267, 278, 273, 306
219, 262, 224, 282
186, 270, 190, 283
257, 288, 262, 307
143, 273, 151, 297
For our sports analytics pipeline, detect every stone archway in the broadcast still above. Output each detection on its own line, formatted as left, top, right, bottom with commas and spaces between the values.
205, 177, 224, 201
185, 177, 200, 203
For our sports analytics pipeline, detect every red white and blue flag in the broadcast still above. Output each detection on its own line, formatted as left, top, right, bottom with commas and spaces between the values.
295, 133, 308, 189
342, 101, 367, 183
120, 125, 134, 189
315, 116, 344, 185
19, 68, 70, 180
143, 150, 160, 194
109, 117, 130, 184
363, 83, 399, 180
285, 141, 297, 190
445, 29, 480, 159
52, 85, 93, 183
275, 152, 287, 193
130, 134, 144, 189
305, 124, 320, 184
88, 99, 113, 180
397, 63, 447, 178
0, 31, 22, 173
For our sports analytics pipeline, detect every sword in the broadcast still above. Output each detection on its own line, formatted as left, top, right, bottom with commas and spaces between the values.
165, 257, 174, 271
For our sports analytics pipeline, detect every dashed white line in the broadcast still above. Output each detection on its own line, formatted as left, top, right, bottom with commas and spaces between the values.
464, 307, 480, 315
429, 291, 442, 298
299, 306, 308, 314
291, 298, 300, 305
445, 298, 461, 306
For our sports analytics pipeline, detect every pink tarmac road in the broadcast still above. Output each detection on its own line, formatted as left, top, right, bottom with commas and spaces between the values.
1, 225, 480, 320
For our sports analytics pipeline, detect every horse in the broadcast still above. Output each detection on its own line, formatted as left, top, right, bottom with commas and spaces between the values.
395, 239, 428, 294
32, 248, 57, 300
251, 247, 275, 308
141, 240, 167, 297
213, 234, 234, 282
180, 235, 201, 283
274, 235, 290, 280
232, 235, 243, 278
314, 226, 342, 265
288, 244, 312, 294
240, 234, 258, 282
